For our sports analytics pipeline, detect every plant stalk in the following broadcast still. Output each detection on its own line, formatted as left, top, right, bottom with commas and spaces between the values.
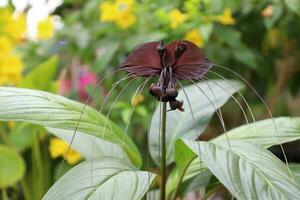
160, 102, 167, 200
2, 188, 8, 200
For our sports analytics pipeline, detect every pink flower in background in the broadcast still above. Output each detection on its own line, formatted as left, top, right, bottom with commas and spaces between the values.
58, 66, 97, 102
78, 68, 97, 101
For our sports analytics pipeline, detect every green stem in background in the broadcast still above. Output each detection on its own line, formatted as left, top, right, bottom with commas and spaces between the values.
32, 129, 45, 200
0, 126, 9, 144
160, 102, 167, 200
2, 188, 8, 200
20, 179, 32, 200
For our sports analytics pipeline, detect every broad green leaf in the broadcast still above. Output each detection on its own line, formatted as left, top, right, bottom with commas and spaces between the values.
285, 0, 300, 15
20, 55, 58, 92
166, 161, 211, 199
0, 87, 142, 167
43, 158, 156, 200
183, 140, 300, 199
290, 164, 300, 185
146, 190, 159, 200
0, 145, 25, 188
9, 123, 35, 151
149, 80, 243, 165
166, 140, 195, 197
47, 127, 129, 162
178, 170, 213, 196
214, 117, 300, 148
166, 140, 211, 198
169, 117, 300, 197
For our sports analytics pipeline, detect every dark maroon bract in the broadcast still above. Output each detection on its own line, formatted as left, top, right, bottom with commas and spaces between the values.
122, 40, 212, 111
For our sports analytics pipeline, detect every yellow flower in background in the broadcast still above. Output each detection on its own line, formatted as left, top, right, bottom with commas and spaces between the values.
99, 0, 136, 29
184, 29, 204, 47
0, 9, 26, 40
65, 149, 82, 165
214, 8, 236, 25
0, 36, 23, 85
131, 94, 144, 106
0, 53, 23, 85
99, 1, 116, 22
49, 138, 66, 158
0, 8, 12, 28
37, 16, 54, 40
49, 137, 81, 165
0, 10, 24, 86
168, 9, 187, 29
115, 12, 136, 29
116, 0, 134, 7
3, 13, 27, 41
0, 36, 13, 53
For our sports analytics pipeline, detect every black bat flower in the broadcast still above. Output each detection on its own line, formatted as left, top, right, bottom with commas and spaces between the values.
122, 40, 212, 111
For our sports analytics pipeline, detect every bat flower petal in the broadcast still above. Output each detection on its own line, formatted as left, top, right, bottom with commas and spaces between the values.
121, 41, 162, 77
171, 40, 212, 80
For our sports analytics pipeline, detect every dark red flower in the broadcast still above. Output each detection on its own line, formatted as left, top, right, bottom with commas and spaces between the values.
122, 40, 212, 111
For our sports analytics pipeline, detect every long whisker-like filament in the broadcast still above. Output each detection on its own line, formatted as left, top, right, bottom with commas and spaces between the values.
89, 77, 137, 186
101, 77, 137, 139
189, 78, 231, 146
106, 76, 152, 198
123, 76, 152, 139
180, 73, 254, 198
202, 73, 265, 186
120, 77, 152, 162
174, 61, 293, 180
200, 77, 249, 125
58, 69, 125, 176
207, 70, 255, 123
187, 69, 267, 198
184, 75, 247, 199
99, 73, 134, 113
95, 77, 149, 194
184, 77, 232, 150
153, 100, 162, 200
210, 63, 295, 182
206, 68, 261, 180
147, 100, 157, 200
176, 81, 204, 198
90, 73, 135, 185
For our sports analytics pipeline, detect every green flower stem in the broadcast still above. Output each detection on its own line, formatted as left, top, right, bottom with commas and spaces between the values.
2, 188, 7, 200
0, 126, 9, 144
160, 102, 167, 200
20, 179, 32, 200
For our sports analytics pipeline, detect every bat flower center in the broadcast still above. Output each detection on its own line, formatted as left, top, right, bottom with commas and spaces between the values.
149, 42, 186, 112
